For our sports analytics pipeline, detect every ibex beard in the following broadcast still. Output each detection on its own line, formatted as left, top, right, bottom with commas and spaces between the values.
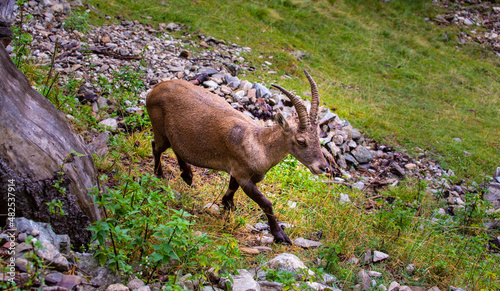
146, 70, 328, 244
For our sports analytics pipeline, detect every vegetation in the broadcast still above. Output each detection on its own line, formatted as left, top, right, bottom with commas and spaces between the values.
6, 0, 500, 290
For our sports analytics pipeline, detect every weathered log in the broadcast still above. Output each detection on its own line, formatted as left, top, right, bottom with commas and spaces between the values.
0, 0, 15, 47
0, 43, 101, 248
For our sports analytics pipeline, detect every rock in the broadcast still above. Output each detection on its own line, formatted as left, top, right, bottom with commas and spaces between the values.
264, 253, 314, 277
357, 269, 371, 290
293, 237, 322, 248
364, 250, 372, 264
204, 203, 220, 215
406, 264, 416, 274
73, 252, 121, 287
463, 18, 474, 25
368, 271, 382, 277
225, 74, 240, 89
427, 287, 441, 291
343, 153, 359, 167
230, 269, 261, 291
203, 80, 219, 89
15, 257, 32, 272
404, 163, 417, 170
254, 222, 270, 231
373, 251, 389, 262
58, 275, 84, 290
347, 256, 360, 264
318, 110, 337, 124
388, 281, 400, 291
258, 281, 283, 291
485, 182, 500, 208
17, 233, 27, 243
351, 128, 362, 141
353, 181, 365, 191
127, 278, 145, 290
99, 118, 118, 130
340, 193, 351, 204
352, 145, 373, 164
165, 22, 180, 31
37, 241, 69, 271
106, 283, 130, 291
253, 246, 272, 253
253, 83, 272, 99
13, 218, 69, 253
240, 247, 260, 255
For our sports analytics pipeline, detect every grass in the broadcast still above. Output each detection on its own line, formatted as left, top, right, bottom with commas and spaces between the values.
8, 0, 500, 289
86, 0, 500, 181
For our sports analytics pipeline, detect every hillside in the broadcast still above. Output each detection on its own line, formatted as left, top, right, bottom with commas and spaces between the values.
2, 0, 500, 290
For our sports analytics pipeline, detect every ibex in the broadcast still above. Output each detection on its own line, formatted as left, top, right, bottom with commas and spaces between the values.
146, 70, 328, 244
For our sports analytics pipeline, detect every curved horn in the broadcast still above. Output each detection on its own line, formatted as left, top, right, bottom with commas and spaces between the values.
272, 84, 310, 130
304, 70, 319, 124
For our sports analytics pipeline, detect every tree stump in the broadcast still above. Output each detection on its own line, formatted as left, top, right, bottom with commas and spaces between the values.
0, 0, 15, 47
0, 42, 102, 248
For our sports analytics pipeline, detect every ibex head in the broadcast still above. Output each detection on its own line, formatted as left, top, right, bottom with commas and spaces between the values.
272, 70, 329, 175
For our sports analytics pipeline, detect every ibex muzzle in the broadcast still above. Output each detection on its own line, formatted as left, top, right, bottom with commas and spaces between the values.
146, 70, 328, 244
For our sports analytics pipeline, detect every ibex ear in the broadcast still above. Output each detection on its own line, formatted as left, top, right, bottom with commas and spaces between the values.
275, 109, 291, 132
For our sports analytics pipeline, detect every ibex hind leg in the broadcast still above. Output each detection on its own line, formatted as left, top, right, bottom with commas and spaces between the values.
174, 153, 193, 186
152, 136, 170, 178
222, 176, 239, 211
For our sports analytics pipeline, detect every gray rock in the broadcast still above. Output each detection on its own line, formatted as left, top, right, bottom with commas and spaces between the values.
225, 74, 241, 89
388, 281, 400, 291
224, 62, 240, 76
368, 271, 382, 277
106, 283, 130, 291
293, 237, 322, 249
73, 252, 121, 288
339, 193, 351, 204
357, 269, 371, 290
352, 146, 373, 164
344, 153, 359, 166
463, 18, 474, 25
18, 233, 27, 243
258, 281, 283, 291
165, 22, 180, 31
203, 80, 219, 89
264, 253, 314, 277
13, 218, 69, 253
254, 222, 270, 231
127, 278, 145, 290
353, 181, 365, 191
373, 251, 389, 262
253, 83, 272, 99
351, 128, 362, 141
364, 250, 372, 264
41, 0, 53, 7
406, 264, 416, 274
231, 269, 261, 291
37, 241, 69, 271
318, 110, 337, 124
485, 182, 500, 208
99, 118, 118, 130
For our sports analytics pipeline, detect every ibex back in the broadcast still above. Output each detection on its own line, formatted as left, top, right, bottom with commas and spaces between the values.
146, 70, 328, 244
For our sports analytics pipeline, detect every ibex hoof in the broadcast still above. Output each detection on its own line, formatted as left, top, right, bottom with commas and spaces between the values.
181, 171, 193, 186
222, 199, 236, 211
273, 229, 292, 245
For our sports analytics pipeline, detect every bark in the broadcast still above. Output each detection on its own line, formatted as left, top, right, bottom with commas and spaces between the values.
0, 0, 15, 47
0, 43, 101, 248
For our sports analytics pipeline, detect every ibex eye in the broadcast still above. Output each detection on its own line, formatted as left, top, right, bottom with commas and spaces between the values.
297, 139, 306, 146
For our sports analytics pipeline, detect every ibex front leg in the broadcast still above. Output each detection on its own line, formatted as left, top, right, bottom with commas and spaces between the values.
222, 176, 239, 211
239, 180, 292, 245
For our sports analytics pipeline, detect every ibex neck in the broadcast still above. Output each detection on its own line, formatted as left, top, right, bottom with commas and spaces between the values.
256, 125, 289, 171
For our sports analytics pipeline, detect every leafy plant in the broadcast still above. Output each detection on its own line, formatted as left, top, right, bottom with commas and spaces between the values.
46, 199, 68, 216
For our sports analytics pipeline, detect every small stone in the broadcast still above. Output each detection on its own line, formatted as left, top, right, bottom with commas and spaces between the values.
127, 278, 145, 290
357, 269, 371, 290
253, 246, 272, 253
373, 251, 389, 262
347, 256, 360, 264
368, 271, 382, 277
203, 203, 219, 215
106, 283, 130, 291
353, 181, 365, 191
427, 287, 441, 291
293, 237, 322, 249
240, 247, 260, 255
364, 250, 372, 264
203, 80, 219, 89
463, 18, 474, 25
17, 233, 27, 243
340, 193, 351, 204
352, 145, 373, 164
99, 118, 118, 130
404, 163, 417, 170
388, 281, 400, 291
452, 137, 462, 142
259, 236, 274, 245
101, 36, 111, 44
